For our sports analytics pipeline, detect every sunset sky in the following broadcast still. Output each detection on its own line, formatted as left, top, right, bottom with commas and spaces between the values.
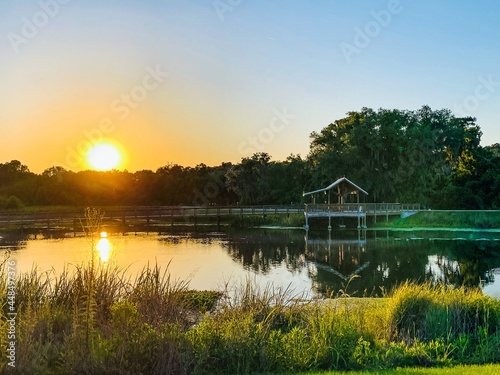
1, 0, 500, 173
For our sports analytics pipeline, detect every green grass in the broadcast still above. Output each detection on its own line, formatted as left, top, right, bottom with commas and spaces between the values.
376, 210, 500, 229
2, 252, 500, 374
300, 363, 500, 374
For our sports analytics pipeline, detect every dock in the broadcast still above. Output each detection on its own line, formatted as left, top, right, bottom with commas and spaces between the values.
304, 203, 420, 230
0, 202, 420, 233
302, 177, 419, 229
0, 205, 304, 233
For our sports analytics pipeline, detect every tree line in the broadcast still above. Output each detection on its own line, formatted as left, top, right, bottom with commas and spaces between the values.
1, 106, 499, 209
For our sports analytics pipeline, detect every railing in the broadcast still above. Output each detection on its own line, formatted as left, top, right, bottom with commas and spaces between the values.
0, 204, 423, 230
0, 205, 305, 226
305, 203, 420, 215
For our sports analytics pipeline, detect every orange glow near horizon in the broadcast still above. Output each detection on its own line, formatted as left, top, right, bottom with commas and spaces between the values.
0, 82, 253, 173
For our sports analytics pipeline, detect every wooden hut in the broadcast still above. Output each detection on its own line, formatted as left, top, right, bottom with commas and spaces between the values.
303, 177, 368, 205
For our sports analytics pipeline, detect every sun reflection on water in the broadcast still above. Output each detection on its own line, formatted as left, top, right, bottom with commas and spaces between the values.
96, 232, 112, 262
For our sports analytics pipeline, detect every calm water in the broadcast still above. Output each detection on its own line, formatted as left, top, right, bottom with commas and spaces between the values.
2, 229, 500, 298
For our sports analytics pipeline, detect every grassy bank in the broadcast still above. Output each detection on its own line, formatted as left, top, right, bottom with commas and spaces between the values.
303, 363, 500, 375
2, 253, 500, 374
376, 210, 500, 229
230, 210, 500, 230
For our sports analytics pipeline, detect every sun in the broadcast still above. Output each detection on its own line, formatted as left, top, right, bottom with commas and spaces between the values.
86, 143, 122, 171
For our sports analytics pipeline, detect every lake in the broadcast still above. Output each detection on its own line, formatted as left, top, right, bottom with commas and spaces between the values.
2, 228, 500, 298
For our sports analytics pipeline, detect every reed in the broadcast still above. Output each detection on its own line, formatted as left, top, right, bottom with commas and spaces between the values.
2, 257, 500, 373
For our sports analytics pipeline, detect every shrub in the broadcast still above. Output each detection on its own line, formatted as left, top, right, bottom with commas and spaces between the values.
179, 290, 222, 313
4, 195, 24, 209
386, 282, 435, 341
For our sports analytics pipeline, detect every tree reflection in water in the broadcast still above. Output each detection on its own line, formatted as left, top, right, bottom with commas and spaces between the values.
223, 230, 305, 275
3, 229, 500, 298
223, 230, 500, 298
0, 232, 30, 252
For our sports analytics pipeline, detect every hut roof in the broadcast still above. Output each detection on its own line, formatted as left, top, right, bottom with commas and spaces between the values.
303, 177, 368, 197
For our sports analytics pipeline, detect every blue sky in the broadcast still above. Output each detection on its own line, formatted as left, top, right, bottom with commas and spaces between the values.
1, 0, 499, 172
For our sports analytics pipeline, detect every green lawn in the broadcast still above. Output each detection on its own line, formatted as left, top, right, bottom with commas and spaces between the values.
300, 363, 500, 374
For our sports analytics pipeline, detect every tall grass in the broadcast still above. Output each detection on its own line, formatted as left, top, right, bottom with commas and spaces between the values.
0, 260, 200, 374
387, 282, 500, 341
2, 257, 500, 373
385, 282, 500, 364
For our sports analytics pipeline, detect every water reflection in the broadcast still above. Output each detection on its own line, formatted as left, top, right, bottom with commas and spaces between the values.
3, 229, 500, 298
96, 232, 112, 263
223, 231, 305, 274
223, 230, 500, 297
0, 232, 29, 251
305, 232, 432, 296
432, 239, 500, 288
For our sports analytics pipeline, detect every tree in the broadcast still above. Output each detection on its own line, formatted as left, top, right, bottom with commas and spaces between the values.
0, 160, 32, 185
308, 106, 483, 207
0, 106, 493, 209
225, 153, 273, 205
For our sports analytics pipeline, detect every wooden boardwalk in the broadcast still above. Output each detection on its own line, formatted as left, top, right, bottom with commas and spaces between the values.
304, 203, 420, 229
0, 203, 420, 232
0, 205, 304, 232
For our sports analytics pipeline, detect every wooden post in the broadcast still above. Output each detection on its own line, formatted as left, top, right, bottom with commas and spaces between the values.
304, 204, 309, 230
134, 210, 138, 234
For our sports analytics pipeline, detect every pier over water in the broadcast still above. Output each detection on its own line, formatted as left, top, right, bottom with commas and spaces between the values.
303, 177, 419, 229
